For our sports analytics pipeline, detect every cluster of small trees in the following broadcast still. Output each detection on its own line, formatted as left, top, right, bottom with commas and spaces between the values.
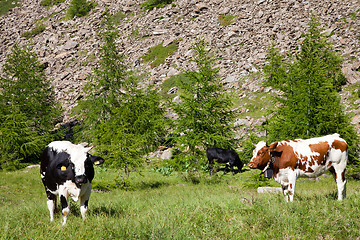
263, 16, 358, 163
0, 14, 358, 172
0, 45, 62, 169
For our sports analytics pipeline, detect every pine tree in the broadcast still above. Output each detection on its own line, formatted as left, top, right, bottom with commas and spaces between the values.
0, 44, 62, 169
74, 14, 128, 142
74, 13, 167, 178
264, 16, 358, 163
173, 39, 236, 170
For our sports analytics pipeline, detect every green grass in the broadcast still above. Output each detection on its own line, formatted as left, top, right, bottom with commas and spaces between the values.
111, 11, 127, 25
140, 0, 173, 11
0, 0, 19, 16
218, 14, 237, 26
40, 0, 65, 7
160, 73, 194, 100
2, 166, 360, 239
142, 41, 179, 68
21, 24, 46, 39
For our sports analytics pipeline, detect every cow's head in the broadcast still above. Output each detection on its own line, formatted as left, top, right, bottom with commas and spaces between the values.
248, 141, 278, 170
49, 142, 105, 187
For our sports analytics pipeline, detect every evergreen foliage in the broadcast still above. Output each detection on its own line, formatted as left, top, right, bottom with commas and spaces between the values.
74, 14, 167, 176
0, 44, 62, 169
263, 16, 358, 163
74, 15, 127, 142
67, 0, 94, 19
172, 39, 236, 170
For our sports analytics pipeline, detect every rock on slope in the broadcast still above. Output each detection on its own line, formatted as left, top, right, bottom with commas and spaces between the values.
0, 0, 359, 129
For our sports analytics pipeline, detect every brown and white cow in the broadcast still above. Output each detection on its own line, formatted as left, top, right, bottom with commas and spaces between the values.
248, 134, 348, 202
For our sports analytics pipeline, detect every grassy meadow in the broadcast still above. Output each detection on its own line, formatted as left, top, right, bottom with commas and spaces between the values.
1, 165, 360, 239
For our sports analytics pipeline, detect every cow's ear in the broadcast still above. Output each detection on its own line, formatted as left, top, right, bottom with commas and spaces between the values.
90, 156, 105, 165
85, 146, 93, 152
268, 142, 279, 151
270, 150, 282, 158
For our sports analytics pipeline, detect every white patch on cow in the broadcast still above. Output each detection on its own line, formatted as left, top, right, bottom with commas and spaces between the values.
47, 199, 55, 222
58, 180, 81, 202
46, 186, 59, 196
62, 206, 70, 226
251, 141, 267, 161
328, 148, 347, 165
49, 141, 91, 177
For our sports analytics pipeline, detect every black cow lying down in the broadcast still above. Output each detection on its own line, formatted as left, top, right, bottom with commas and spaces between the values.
206, 147, 243, 174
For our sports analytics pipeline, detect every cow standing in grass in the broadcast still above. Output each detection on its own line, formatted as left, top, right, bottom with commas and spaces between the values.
40, 141, 104, 225
248, 134, 348, 202
206, 147, 243, 175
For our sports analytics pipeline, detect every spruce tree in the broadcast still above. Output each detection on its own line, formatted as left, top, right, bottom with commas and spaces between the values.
75, 13, 167, 177
173, 39, 236, 170
74, 14, 127, 142
264, 16, 358, 163
0, 44, 62, 169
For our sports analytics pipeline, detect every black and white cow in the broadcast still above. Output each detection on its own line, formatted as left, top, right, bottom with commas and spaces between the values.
206, 147, 243, 174
40, 141, 104, 225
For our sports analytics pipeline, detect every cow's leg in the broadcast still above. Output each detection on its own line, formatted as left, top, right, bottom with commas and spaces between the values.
80, 188, 91, 221
330, 165, 347, 201
226, 162, 233, 174
281, 173, 296, 202
230, 165, 235, 175
46, 190, 56, 222
208, 159, 214, 176
60, 193, 70, 225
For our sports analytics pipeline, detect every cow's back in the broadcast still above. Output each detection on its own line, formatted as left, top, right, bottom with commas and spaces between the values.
280, 134, 347, 177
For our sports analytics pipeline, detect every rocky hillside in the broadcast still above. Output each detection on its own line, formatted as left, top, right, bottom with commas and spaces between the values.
1, 0, 360, 134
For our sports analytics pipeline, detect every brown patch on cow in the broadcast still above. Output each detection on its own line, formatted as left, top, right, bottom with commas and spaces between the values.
289, 184, 293, 189
332, 140, 348, 153
306, 167, 314, 173
309, 142, 329, 165
298, 160, 307, 171
341, 170, 346, 181
272, 144, 298, 171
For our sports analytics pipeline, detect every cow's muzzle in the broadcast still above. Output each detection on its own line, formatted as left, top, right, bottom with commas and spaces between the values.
75, 175, 88, 185
248, 162, 256, 169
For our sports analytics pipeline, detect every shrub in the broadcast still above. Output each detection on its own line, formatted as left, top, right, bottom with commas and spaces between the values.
40, 0, 65, 7
67, 0, 94, 19
142, 41, 179, 68
140, 0, 173, 10
21, 24, 46, 39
